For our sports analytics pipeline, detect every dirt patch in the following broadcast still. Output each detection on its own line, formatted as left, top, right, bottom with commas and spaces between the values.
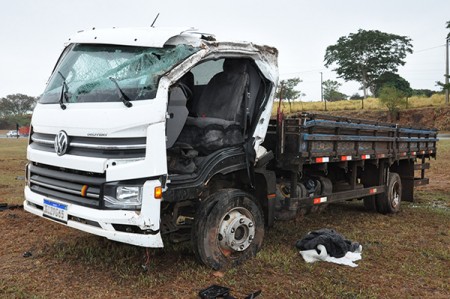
1, 198, 449, 298
1, 133, 449, 298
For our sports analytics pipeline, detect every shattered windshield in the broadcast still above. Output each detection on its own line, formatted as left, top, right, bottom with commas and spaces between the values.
39, 43, 199, 104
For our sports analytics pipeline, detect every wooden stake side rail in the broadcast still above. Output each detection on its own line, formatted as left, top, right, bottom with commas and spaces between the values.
266, 113, 438, 168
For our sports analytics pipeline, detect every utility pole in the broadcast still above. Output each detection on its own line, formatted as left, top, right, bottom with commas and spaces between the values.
321, 72, 327, 111
320, 72, 323, 102
277, 82, 284, 122
446, 36, 449, 105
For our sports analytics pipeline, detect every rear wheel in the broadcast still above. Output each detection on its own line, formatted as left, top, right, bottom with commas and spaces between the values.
191, 189, 264, 269
376, 172, 402, 214
315, 176, 332, 213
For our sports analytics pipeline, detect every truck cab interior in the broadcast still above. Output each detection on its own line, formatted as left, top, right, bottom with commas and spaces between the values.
166, 57, 271, 175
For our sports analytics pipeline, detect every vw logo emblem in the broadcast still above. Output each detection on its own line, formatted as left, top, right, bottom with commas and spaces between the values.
55, 131, 69, 156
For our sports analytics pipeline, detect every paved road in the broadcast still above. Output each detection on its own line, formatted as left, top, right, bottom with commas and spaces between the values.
439, 133, 450, 140
0, 135, 26, 139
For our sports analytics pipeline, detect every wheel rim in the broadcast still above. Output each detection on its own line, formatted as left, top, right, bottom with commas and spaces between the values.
218, 207, 255, 253
391, 181, 400, 209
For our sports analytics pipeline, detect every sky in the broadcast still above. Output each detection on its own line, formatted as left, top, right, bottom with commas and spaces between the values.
0, 0, 449, 101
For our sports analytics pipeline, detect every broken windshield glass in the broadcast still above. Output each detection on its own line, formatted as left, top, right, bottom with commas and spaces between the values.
39, 43, 199, 104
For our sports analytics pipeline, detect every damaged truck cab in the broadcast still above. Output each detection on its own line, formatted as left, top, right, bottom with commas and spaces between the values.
24, 27, 279, 267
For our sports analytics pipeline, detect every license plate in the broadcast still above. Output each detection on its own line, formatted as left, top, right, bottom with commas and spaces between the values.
43, 199, 68, 222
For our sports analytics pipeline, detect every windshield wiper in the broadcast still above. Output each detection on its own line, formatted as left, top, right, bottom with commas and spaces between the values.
109, 77, 133, 108
57, 71, 69, 110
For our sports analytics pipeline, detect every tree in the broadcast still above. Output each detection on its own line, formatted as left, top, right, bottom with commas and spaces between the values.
436, 76, 450, 93
378, 85, 407, 121
372, 72, 412, 98
0, 94, 37, 117
411, 89, 435, 97
322, 79, 347, 102
350, 93, 363, 100
276, 78, 303, 101
324, 29, 413, 106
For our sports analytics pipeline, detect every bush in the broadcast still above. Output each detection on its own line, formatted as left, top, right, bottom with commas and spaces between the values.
378, 86, 408, 120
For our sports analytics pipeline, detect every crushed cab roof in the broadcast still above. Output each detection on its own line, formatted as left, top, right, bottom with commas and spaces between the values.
67, 27, 213, 48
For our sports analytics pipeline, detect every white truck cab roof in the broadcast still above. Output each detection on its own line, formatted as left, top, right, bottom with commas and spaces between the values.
67, 26, 215, 48
65, 26, 279, 83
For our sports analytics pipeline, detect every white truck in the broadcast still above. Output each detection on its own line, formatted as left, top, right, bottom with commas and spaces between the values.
24, 27, 437, 269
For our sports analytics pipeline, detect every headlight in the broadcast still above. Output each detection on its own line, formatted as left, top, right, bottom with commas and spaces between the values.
117, 186, 142, 201
104, 186, 142, 209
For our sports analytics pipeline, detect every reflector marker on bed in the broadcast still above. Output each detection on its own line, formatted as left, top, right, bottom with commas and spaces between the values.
267, 193, 276, 199
313, 197, 327, 204
340, 155, 352, 161
315, 157, 329, 163
361, 154, 371, 160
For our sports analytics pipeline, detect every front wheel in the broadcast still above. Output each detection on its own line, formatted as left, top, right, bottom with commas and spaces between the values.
191, 189, 264, 269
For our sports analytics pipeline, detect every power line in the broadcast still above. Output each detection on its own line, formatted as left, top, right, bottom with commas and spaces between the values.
280, 44, 447, 80
414, 44, 445, 53
280, 68, 327, 76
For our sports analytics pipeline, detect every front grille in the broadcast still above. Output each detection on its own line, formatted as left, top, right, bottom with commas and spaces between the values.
29, 163, 106, 208
30, 132, 146, 159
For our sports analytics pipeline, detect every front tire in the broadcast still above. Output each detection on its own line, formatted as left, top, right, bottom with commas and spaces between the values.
191, 189, 264, 269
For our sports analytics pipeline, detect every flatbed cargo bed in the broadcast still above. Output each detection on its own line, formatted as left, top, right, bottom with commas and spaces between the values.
265, 113, 438, 169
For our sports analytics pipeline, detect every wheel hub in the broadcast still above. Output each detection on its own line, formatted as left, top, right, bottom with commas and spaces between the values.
218, 209, 255, 252
392, 182, 400, 208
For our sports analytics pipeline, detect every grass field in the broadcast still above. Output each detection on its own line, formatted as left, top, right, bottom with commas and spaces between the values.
0, 138, 449, 298
273, 94, 446, 114
0, 138, 28, 204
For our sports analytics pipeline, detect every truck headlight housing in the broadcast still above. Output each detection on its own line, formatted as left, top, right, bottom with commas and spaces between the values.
103, 184, 143, 210
116, 186, 142, 202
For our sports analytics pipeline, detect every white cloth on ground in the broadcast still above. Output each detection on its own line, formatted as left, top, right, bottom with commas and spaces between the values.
299, 244, 362, 267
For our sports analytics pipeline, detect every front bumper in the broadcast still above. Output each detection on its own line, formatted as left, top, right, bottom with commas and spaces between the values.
23, 180, 163, 248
